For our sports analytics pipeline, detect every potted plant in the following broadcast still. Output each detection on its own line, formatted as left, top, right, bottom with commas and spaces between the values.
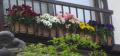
57, 13, 80, 36
7, 4, 39, 34
79, 22, 95, 39
36, 14, 61, 37
105, 24, 114, 46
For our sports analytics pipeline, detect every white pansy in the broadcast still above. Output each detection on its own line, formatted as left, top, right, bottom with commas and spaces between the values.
36, 14, 62, 28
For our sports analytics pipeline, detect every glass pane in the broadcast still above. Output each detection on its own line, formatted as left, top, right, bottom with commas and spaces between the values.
3, 0, 9, 15
57, 0, 93, 7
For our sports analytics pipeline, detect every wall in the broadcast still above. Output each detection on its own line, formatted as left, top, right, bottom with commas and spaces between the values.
108, 0, 120, 44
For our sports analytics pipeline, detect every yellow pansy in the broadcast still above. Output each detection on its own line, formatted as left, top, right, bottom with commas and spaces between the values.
79, 22, 95, 32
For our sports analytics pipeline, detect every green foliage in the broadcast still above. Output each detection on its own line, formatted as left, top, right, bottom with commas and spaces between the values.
96, 27, 109, 45
50, 34, 100, 50
89, 50, 107, 56
22, 34, 107, 56
22, 44, 57, 56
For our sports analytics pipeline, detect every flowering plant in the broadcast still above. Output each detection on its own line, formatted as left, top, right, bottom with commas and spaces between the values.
105, 24, 114, 36
88, 20, 114, 36
79, 22, 95, 34
36, 14, 61, 29
57, 13, 80, 33
7, 4, 39, 24
88, 20, 114, 44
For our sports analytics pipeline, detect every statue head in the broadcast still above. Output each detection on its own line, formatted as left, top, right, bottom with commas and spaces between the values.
0, 31, 14, 48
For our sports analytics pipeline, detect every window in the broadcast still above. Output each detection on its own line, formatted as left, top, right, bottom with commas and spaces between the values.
57, 0, 94, 7
3, 0, 106, 23
3, 0, 54, 15
56, 0, 95, 22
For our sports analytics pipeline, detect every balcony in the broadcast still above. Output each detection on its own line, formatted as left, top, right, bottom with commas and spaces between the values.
2, 0, 114, 49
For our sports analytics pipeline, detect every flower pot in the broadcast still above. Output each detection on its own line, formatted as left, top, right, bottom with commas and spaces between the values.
27, 25, 34, 34
14, 22, 19, 32
43, 29, 50, 37
108, 36, 113, 46
37, 26, 43, 36
26, 25, 34, 34
12, 22, 35, 34
95, 35, 100, 44
85, 34, 92, 40
79, 32, 85, 38
13, 22, 26, 33
51, 29, 56, 38
58, 28, 64, 37
19, 24, 26, 33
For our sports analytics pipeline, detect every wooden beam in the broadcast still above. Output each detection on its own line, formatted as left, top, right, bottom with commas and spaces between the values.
102, 0, 111, 24
94, 0, 101, 24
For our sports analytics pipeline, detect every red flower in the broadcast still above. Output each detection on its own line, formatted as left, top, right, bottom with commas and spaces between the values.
7, 4, 40, 17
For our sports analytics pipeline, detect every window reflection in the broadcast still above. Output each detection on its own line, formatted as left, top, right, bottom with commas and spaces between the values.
57, 0, 93, 7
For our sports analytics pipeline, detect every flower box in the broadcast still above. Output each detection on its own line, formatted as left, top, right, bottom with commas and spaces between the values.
28, 25, 34, 34
43, 29, 50, 37
37, 26, 43, 36
50, 29, 56, 38
12, 22, 35, 34
95, 35, 100, 44
108, 36, 113, 46
58, 28, 65, 37
12, 22, 26, 33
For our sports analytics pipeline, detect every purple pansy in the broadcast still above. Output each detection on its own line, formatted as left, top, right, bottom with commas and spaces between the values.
88, 20, 98, 26
105, 24, 114, 31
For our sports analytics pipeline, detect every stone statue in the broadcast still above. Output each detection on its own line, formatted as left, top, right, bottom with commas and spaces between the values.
0, 31, 26, 56
0, 48, 16, 56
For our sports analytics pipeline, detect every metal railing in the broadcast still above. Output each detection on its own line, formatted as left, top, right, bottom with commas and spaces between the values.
3, 0, 114, 46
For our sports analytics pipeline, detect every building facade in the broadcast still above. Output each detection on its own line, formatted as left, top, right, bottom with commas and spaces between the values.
1, 0, 119, 54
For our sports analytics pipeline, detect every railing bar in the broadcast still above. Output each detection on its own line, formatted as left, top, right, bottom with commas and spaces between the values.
99, 12, 102, 24
39, 1, 42, 15
61, 5, 64, 16
8, 0, 13, 32
54, 4, 57, 16
23, 0, 28, 34
18, 22, 20, 33
83, 9, 86, 23
95, 11, 101, 24
82, 9, 86, 37
46, 3, 51, 37
16, 0, 19, 5
24, 0, 26, 5
54, 4, 57, 37
68, 6, 71, 13
110, 15, 113, 24
76, 8, 78, 18
90, 10, 95, 41
39, 0, 113, 14
8, 0, 11, 9
90, 10, 93, 20
53, 5, 57, 37
38, 1, 43, 36
31, 0, 34, 11
31, 0, 36, 35
46, 3, 50, 13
